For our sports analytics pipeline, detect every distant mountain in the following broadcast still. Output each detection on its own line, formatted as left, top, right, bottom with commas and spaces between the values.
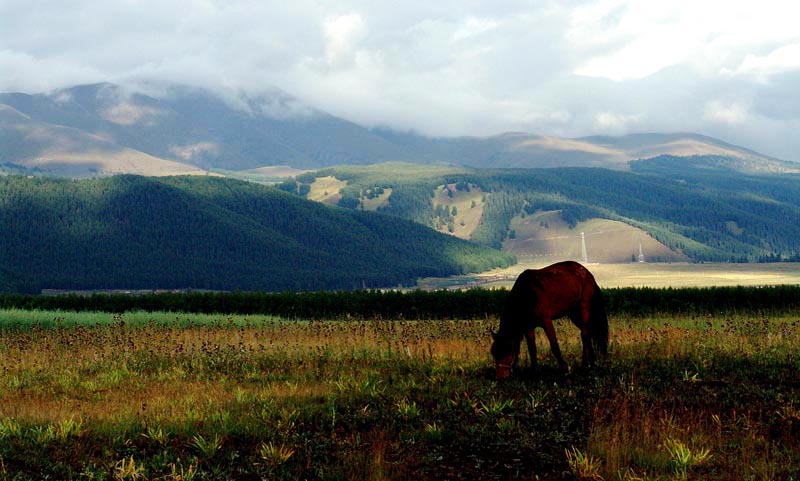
2, 82, 797, 177
373, 129, 800, 173
581, 133, 797, 174
0, 175, 513, 293
0, 103, 205, 177
0, 83, 412, 176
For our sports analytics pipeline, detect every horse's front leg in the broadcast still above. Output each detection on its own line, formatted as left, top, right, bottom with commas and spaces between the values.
542, 318, 569, 373
510, 337, 522, 372
524, 329, 538, 371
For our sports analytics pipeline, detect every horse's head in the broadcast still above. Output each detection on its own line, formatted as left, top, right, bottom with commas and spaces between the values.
490, 331, 516, 381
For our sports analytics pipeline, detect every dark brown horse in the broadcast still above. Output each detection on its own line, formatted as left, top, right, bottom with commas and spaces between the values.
491, 261, 608, 380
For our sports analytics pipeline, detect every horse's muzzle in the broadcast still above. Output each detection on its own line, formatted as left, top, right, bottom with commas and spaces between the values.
495, 364, 513, 381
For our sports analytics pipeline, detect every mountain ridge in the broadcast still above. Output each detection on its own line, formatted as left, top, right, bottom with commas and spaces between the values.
2, 82, 797, 177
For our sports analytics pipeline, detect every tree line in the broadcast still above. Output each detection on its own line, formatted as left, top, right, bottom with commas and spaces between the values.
2, 285, 798, 321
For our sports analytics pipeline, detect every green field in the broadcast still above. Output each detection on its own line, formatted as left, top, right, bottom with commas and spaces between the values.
1, 309, 799, 480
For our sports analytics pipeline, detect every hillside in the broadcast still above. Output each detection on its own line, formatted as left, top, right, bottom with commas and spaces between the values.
287, 158, 800, 263
3, 82, 797, 176
0, 175, 514, 293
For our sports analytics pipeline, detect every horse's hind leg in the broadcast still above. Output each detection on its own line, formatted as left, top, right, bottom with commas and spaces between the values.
573, 311, 596, 368
580, 330, 595, 367
542, 318, 569, 373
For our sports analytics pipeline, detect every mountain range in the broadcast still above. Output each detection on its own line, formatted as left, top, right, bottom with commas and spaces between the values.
3, 82, 798, 177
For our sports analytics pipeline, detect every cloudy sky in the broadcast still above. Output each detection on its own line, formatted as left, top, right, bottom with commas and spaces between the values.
2, 0, 799, 160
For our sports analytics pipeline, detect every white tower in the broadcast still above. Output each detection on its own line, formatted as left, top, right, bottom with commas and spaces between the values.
638, 235, 646, 263
580, 232, 588, 263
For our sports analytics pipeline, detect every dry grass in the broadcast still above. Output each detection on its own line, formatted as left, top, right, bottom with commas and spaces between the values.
0, 319, 491, 427
1, 312, 799, 479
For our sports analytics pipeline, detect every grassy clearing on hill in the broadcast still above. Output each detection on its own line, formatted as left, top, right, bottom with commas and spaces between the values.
1, 310, 799, 480
307, 175, 348, 205
503, 210, 688, 264
431, 183, 485, 239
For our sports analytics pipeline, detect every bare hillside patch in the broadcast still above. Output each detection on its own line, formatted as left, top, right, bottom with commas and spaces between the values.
307, 175, 347, 205
503, 210, 687, 264
431, 183, 485, 239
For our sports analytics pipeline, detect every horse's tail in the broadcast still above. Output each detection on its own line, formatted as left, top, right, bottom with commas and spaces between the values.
589, 284, 609, 357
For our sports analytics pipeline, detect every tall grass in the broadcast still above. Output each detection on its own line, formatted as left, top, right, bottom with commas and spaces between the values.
0, 310, 798, 479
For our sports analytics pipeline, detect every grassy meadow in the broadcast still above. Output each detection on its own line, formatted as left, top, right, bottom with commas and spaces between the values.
1, 308, 799, 480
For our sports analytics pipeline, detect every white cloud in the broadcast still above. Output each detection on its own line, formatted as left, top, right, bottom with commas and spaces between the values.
593, 111, 641, 133
0, 49, 102, 93
451, 17, 500, 42
725, 43, 800, 82
1, 0, 800, 160
322, 13, 367, 68
568, 1, 703, 80
704, 101, 750, 125
569, 0, 800, 81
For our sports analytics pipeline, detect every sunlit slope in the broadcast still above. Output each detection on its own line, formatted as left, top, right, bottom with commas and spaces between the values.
503, 210, 689, 263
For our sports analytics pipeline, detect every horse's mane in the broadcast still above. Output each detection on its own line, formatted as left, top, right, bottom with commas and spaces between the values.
497, 272, 540, 340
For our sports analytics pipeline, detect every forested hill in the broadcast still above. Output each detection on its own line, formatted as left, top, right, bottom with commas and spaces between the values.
285, 157, 800, 262
0, 175, 514, 293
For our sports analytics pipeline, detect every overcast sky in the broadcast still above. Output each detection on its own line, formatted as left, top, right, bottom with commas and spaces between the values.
2, 0, 799, 160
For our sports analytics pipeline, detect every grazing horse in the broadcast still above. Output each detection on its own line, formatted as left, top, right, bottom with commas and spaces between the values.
490, 261, 608, 380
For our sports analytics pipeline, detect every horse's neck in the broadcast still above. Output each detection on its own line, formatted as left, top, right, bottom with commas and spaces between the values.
498, 313, 525, 341
498, 292, 529, 339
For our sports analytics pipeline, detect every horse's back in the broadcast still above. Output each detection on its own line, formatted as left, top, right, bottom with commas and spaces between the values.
515, 261, 596, 291
511, 261, 598, 317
